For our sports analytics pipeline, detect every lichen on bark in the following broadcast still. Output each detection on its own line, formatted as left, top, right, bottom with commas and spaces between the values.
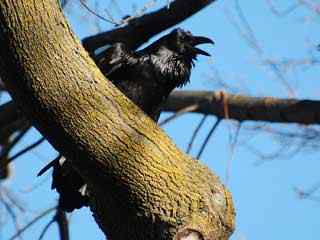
0, 0, 235, 239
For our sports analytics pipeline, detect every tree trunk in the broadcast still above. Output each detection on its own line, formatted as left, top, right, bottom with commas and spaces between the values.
0, 1, 235, 239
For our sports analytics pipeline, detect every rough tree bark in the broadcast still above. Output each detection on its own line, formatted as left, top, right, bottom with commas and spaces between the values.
0, 1, 234, 240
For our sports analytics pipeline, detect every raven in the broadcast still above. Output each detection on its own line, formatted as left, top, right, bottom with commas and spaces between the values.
99, 28, 213, 121
38, 28, 213, 212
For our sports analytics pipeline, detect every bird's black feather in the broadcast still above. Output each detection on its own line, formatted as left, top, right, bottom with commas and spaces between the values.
38, 28, 213, 212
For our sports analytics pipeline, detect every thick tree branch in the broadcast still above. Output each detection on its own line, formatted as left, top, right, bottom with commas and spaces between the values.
82, 0, 215, 53
0, 1, 234, 240
164, 91, 320, 124
2, 90, 320, 136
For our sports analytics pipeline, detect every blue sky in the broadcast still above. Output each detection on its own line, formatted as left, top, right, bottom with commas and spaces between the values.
1, 1, 320, 240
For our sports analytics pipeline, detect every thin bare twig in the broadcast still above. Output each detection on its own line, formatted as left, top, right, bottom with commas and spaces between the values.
265, 0, 302, 17
196, 118, 221, 159
225, 122, 241, 184
0, 125, 32, 171
6, 137, 46, 165
9, 207, 56, 240
1, 197, 23, 240
79, 0, 118, 25
159, 104, 199, 126
1, 187, 25, 213
226, 0, 296, 96
38, 218, 55, 240
294, 181, 320, 202
186, 115, 208, 154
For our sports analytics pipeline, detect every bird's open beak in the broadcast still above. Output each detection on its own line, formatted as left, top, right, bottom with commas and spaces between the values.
191, 36, 214, 56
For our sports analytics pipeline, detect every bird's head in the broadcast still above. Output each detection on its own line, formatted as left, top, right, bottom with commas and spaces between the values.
141, 28, 214, 88
163, 28, 214, 63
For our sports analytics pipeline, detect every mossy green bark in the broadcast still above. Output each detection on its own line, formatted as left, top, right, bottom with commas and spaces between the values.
0, 0, 235, 239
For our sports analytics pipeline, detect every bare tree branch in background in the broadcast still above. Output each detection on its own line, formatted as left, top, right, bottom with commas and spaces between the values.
8, 207, 56, 240
164, 91, 320, 124
82, 0, 216, 54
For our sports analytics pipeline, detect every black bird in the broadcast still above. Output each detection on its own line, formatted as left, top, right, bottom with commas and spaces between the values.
38, 28, 214, 212
99, 28, 213, 121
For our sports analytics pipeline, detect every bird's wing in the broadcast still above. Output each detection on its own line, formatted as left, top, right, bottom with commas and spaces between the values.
98, 43, 138, 78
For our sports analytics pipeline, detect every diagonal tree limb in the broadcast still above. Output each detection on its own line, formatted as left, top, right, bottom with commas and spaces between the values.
0, 1, 234, 239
